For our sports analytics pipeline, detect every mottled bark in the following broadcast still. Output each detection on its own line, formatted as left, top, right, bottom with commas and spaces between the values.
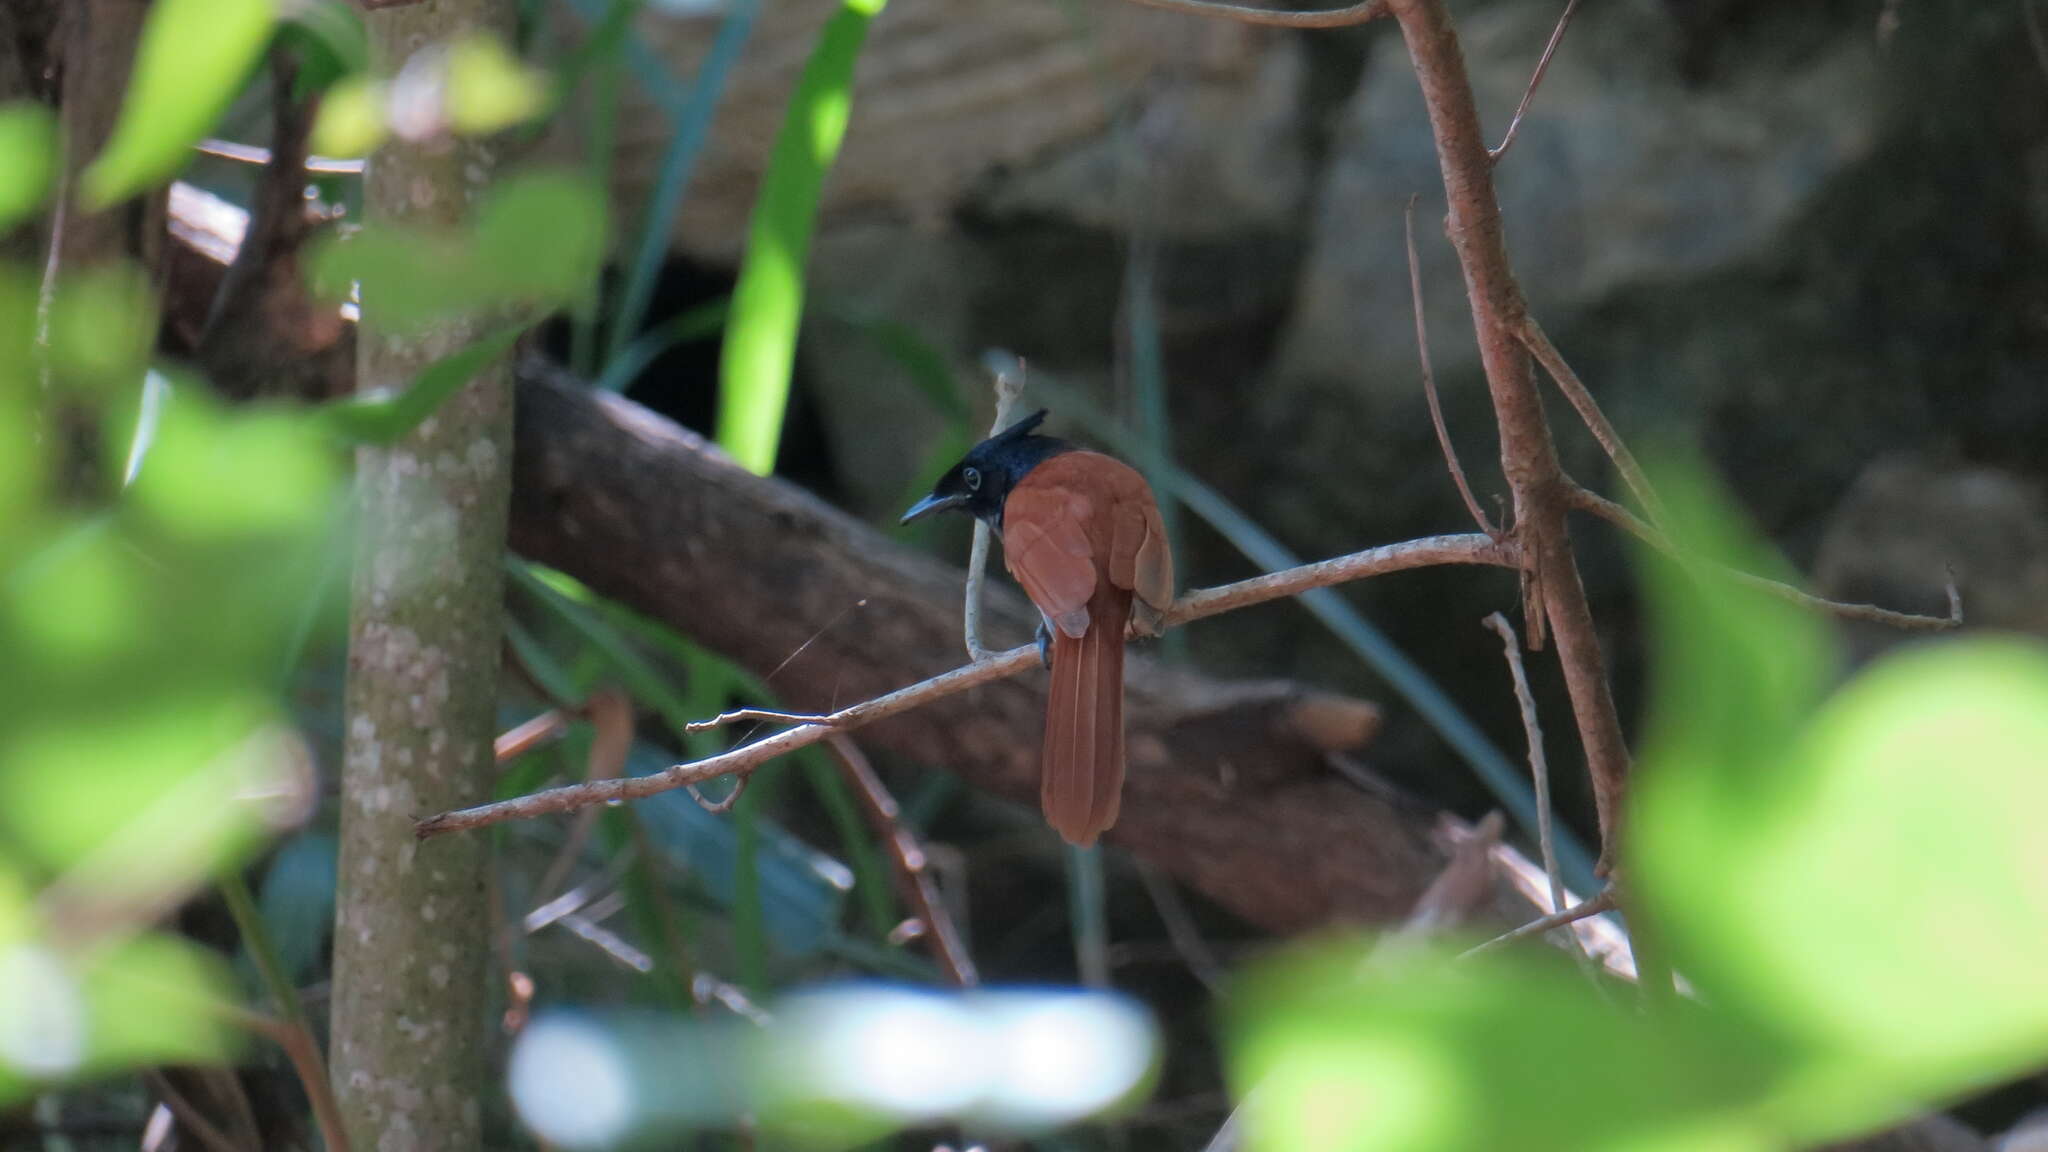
330, 4, 514, 1150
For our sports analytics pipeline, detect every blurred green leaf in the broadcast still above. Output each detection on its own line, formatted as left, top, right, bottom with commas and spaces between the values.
49, 265, 156, 397
1231, 942, 1779, 1152
0, 104, 57, 232
309, 170, 606, 331
279, 0, 369, 98
81, 933, 239, 1073
81, 0, 277, 208
715, 0, 887, 474
309, 74, 386, 157
317, 324, 526, 444
445, 33, 551, 135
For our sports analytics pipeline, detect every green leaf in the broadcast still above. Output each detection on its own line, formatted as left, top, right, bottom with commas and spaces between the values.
81, 933, 240, 1073
444, 33, 551, 136
0, 104, 57, 233
316, 324, 526, 445
309, 74, 385, 157
715, 0, 887, 474
48, 265, 157, 397
1638, 639, 2048, 1140
308, 171, 605, 332
80, 0, 278, 208
1230, 941, 1780, 1152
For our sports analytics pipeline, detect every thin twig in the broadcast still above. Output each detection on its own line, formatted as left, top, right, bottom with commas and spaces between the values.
1483, 613, 1578, 957
494, 709, 572, 763
687, 774, 749, 814
1136, 862, 1226, 995
826, 736, 979, 986
1518, 315, 1669, 528
1488, 0, 1581, 162
529, 689, 632, 908
195, 138, 365, 174
140, 1071, 246, 1152
1119, 0, 1390, 27
1406, 195, 1498, 538
965, 366, 1027, 661
1564, 483, 1964, 631
417, 533, 1515, 836
224, 1009, 352, 1152
684, 707, 834, 733
1460, 889, 1615, 958
1377, 811, 1504, 951
216, 880, 350, 1152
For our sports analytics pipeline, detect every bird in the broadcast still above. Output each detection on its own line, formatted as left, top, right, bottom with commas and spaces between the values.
901, 410, 1173, 846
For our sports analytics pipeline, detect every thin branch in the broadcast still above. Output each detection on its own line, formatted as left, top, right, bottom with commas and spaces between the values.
417, 533, 1515, 836
494, 709, 571, 762
1377, 811, 1504, 951
1388, 0, 1630, 873
1136, 861, 1226, 995
826, 736, 979, 987
1406, 195, 1499, 538
684, 707, 834, 733
1488, 0, 1581, 162
529, 689, 632, 908
964, 366, 1026, 661
1460, 889, 1615, 958
140, 1071, 246, 1152
1119, 0, 1389, 27
687, 774, 749, 814
1518, 315, 1669, 528
224, 1009, 351, 1152
1483, 612, 1579, 957
1564, 483, 1964, 631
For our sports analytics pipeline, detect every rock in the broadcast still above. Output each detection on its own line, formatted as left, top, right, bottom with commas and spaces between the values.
1814, 457, 2048, 646
1273, 0, 1880, 400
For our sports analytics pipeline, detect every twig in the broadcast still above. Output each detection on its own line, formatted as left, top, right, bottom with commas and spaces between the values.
529, 689, 633, 908
1387, 0, 1631, 874
1406, 195, 1499, 538
417, 533, 1515, 836
1517, 315, 1668, 528
1488, 0, 1581, 162
217, 879, 350, 1152
684, 707, 834, 732
494, 709, 572, 762
1137, 862, 1226, 995
1119, 0, 1389, 27
140, 1071, 246, 1152
964, 366, 1027, 661
195, 138, 365, 174
687, 774, 749, 814
1460, 889, 1615, 958
1483, 613, 1579, 958
1377, 811, 1503, 950
826, 736, 980, 987
1564, 483, 1964, 631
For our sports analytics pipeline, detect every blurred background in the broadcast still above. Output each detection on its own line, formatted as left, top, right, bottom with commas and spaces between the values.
4, 0, 2048, 1147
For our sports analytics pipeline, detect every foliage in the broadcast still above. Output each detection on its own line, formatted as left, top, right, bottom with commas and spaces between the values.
1232, 459, 2048, 1152
715, 0, 889, 474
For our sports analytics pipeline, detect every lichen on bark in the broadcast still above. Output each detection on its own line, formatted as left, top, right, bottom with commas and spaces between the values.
329, 3, 514, 1149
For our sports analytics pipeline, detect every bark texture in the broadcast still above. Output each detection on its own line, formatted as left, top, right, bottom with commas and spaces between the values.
330, 5, 513, 1150
510, 363, 1445, 931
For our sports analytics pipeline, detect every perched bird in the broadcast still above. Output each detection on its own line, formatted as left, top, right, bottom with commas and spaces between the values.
901, 411, 1173, 845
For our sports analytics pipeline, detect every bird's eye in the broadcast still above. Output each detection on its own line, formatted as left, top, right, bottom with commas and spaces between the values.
962, 466, 982, 491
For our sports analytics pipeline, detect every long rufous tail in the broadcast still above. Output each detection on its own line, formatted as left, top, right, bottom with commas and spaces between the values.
1041, 588, 1129, 846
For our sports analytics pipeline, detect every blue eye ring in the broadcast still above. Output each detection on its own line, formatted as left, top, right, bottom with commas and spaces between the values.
963, 466, 982, 491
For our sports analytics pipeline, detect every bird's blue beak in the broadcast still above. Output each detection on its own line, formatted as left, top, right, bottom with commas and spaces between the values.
900, 492, 967, 525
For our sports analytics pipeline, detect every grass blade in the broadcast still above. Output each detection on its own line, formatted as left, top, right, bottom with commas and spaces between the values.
714, 0, 887, 474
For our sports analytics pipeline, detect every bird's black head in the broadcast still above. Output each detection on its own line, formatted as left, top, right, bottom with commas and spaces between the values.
901, 409, 1071, 530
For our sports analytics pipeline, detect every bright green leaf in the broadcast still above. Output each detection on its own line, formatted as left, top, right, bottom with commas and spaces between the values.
81, 933, 239, 1073
1230, 941, 1781, 1152
0, 104, 57, 232
445, 34, 550, 135
80, 0, 278, 208
475, 171, 607, 301
716, 0, 887, 475
309, 74, 386, 157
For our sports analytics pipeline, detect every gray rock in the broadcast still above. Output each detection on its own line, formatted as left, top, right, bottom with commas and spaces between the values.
1275, 0, 1881, 399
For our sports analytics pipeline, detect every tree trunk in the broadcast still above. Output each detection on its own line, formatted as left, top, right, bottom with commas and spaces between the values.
329, 4, 514, 1149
